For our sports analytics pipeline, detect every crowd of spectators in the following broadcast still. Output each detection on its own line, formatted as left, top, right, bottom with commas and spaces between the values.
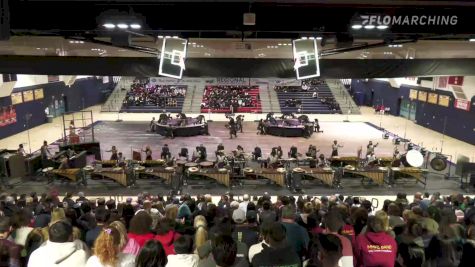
123, 80, 186, 108
0, 190, 474, 267
275, 81, 340, 112
201, 86, 259, 111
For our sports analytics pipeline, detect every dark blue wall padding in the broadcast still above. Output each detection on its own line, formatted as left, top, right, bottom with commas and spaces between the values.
351, 79, 475, 145
0, 77, 113, 140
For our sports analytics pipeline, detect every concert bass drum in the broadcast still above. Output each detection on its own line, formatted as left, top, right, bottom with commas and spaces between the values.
401, 150, 424, 168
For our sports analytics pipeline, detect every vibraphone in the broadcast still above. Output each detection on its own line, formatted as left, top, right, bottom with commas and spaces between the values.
300, 167, 335, 187
390, 167, 428, 187
92, 167, 128, 186
330, 157, 360, 167
254, 168, 286, 187
140, 167, 174, 184
50, 168, 82, 182
187, 167, 230, 187
344, 167, 388, 185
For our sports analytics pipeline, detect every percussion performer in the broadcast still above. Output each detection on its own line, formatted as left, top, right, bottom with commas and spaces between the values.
288, 146, 298, 159
216, 151, 227, 168
317, 154, 328, 167
143, 146, 153, 160
192, 146, 201, 162
66, 148, 76, 158
161, 144, 171, 160
198, 144, 207, 161
393, 147, 401, 160
107, 145, 118, 161
150, 117, 156, 132
228, 117, 237, 139
117, 152, 126, 167
257, 119, 266, 135
314, 119, 322, 133
268, 150, 279, 168
41, 140, 52, 167
69, 120, 75, 136
179, 148, 189, 160
58, 155, 69, 170
236, 115, 244, 133
17, 144, 26, 156
252, 146, 262, 160
217, 143, 225, 153
276, 146, 283, 159
366, 152, 377, 166
331, 140, 343, 157
305, 145, 319, 159
366, 141, 379, 156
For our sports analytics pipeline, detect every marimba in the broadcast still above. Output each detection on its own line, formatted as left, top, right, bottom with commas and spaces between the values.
51, 168, 82, 182
141, 167, 174, 184
187, 167, 230, 187
330, 156, 360, 167
300, 167, 335, 187
390, 167, 428, 187
93, 167, 128, 186
344, 167, 388, 185
255, 168, 286, 187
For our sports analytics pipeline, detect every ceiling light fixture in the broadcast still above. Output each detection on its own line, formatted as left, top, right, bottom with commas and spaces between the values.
364, 25, 375, 29
316, 37, 322, 40
352, 24, 363, 30
377, 25, 389, 30
103, 23, 116, 29
117, 23, 128, 29
469, 38, 475, 42
158, 35, 164, 38
130, 24, 141, 29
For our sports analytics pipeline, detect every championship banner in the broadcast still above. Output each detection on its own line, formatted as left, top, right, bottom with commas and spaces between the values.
427, 93, 438, 104
409, 89, 418, 100
448, 76, 464, 86
436, 76, 448, 89
454, 99, 470, 111
438, 95, 450, 107
418, 91, 427, 102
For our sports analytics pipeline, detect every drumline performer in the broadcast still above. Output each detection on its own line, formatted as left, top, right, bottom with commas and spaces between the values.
106, 145, 118, 161
331, 140, 343, 157
143, 146, 153, 160
366, 141, 379, 156
228, 117, 238, 139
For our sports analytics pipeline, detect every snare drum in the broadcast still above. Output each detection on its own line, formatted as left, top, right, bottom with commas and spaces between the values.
185, 162, 198, 168
176, 160, 187, 166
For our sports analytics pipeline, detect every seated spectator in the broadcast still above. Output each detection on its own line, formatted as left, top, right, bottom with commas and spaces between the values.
24, 228, 46, 261
248, 222, 272, 263
212, 235, 247, 267
259, 201, 277, 224
136, 240, 168, 267
354, 215, 397, 267
0, 217, 21, 267
109, 220, 141, 256
154, 218, 181, 256
86, 226, 135, 267
28, 220, 88, 267
280, 205, 310, 258
128, 211, 154, 247
323, 211, 353, 267
251, 222, 300, 267
86, 207, 110, 248
166, 235, 198, 267
315, 234, 343, 267
194, 215, 208, 252
232, 209, 259, 248
11, 209, 33, 247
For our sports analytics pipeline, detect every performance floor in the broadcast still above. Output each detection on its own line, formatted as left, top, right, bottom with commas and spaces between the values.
4, 117, 468, 197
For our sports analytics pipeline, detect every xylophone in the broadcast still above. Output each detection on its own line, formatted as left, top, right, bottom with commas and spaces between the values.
300, 167, 335, 187
92, 167, 128, 186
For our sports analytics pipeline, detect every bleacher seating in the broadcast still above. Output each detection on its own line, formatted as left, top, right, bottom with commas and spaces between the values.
200, 85, 262, 113
275, 80, 341, 114
120, 80, 186, 113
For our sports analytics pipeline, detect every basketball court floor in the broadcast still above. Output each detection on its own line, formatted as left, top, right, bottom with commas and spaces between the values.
0, 106, 472, 197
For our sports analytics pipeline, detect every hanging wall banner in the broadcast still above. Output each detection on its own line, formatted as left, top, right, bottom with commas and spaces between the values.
427, 93, 438, 104
409, 89, 418, 99
438, 95, 450, 107
454, 99, 470, 111
418, 91, 427, 102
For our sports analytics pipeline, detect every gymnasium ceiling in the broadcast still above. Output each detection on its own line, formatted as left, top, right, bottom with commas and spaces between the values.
3, 0, 475, 77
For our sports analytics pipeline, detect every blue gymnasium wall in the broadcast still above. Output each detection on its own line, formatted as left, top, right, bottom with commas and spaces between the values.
0, 77, 113, 140
351, 79, 475, 145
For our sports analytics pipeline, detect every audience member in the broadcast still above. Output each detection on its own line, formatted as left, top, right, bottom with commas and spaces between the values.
86, 226, 135, 267
135, 240, 168, 267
